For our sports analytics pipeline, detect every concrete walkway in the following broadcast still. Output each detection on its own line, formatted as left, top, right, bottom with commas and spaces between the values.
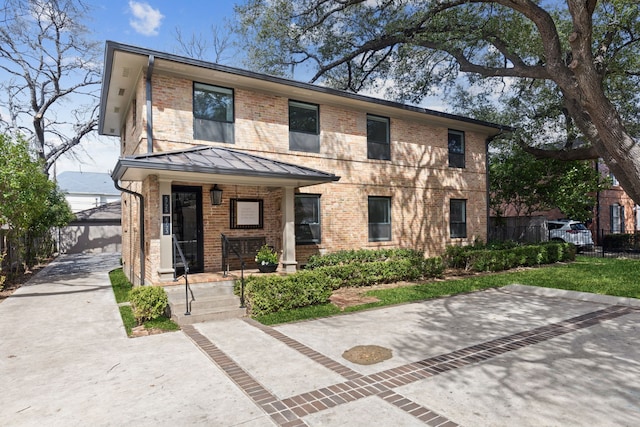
1, 253, 639, 426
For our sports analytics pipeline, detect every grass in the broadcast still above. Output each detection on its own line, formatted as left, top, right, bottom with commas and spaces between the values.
109, 268, 179, 336
255, 256, 640, 325
109, 268, 132, 303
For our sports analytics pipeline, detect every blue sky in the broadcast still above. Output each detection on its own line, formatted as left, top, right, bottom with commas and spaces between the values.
56, 1, 240, 175
91, 1, 237, 54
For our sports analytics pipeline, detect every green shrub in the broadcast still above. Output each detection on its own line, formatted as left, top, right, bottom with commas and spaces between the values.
129, 286, 168, 324
305, 248, 424, 268
444, 242, 575, 272
241, 271, 340, 316
603, 233, 640, 252
314, 256, 443, 287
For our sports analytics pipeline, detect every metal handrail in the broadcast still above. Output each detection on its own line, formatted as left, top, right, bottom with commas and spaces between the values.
172, 234, 194, 315
221, 233, 246, 308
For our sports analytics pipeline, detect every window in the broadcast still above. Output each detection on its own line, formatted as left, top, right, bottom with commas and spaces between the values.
289, 100, 319, 152
448, 130, 465, 168
610, 204, 625, 234
367, 114, 390, 160
368, 197, 391, 242
450, 199, 467, 238
295, 194, 321, 244
193, 82, 234, 143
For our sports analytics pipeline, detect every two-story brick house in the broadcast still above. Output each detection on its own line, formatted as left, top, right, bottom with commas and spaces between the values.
99, 42, 507, 286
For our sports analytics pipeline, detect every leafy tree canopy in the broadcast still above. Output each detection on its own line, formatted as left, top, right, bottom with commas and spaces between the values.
0, 134, 73, 234
235, 0, 640, 203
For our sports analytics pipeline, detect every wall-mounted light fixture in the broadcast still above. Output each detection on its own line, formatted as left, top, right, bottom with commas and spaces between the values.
210, 184, 223, 206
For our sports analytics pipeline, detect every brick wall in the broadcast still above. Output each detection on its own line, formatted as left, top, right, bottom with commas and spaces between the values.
124, 71, 491, 278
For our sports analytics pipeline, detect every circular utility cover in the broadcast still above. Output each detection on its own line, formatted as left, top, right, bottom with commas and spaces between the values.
342, 345, 392, 365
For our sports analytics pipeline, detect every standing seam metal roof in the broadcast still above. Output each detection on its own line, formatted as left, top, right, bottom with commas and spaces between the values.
112, 145, 340, 182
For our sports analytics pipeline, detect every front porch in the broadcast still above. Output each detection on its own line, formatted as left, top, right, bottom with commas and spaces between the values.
112, 145, 339, 286
162, 267, 283, 325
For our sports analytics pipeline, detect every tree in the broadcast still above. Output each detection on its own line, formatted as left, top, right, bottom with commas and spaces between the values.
235, 0, 640, 203
173, 22, 234, 63
490, 142, 608, 223
0, 134, 73, 269
0, 0, 102, 176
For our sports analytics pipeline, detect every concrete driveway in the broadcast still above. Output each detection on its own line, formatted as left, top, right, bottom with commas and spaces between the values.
1, 253, 638, 426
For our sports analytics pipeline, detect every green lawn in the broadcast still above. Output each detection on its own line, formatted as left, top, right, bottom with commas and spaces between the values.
255, 256, 640, 325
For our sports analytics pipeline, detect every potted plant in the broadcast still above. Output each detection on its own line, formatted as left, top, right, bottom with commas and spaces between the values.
255, 244, 278, 273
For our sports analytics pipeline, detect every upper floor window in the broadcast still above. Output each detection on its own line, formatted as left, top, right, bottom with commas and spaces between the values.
450, 199, 467, 238
448, 130, 465, 168
193, 82, 234, 143
367, 114, 390, 160
368, 196, 391, 242
295, 194, 321, 244
289, 100, 319, 152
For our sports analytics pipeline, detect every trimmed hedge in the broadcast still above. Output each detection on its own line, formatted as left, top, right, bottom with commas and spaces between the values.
241, 271, 341, 316
313, 256, 444, 287
305, 248, 425, 268
603, 233, 640, 252
240, 249, 444, 315
444, 242, 575, 272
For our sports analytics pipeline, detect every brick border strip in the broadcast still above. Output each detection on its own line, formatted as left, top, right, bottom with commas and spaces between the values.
185, 305, 635, 426
243, 305, 635, 425
244, 318, 363, 380
182, 324, 307, 427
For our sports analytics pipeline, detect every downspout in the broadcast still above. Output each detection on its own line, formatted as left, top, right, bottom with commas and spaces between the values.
146, 55, 155, 153
114, 179, 146, 286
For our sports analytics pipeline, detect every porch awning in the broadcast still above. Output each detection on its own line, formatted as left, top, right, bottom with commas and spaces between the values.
111, 145, 341, 187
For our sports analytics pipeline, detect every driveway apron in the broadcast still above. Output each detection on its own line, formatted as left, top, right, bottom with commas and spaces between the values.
1, 253, 639, 426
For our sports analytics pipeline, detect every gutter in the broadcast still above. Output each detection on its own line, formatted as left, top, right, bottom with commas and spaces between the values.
112, 179, 146, 285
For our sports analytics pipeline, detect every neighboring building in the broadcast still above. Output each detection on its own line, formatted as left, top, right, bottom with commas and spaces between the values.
98, 42, 507, 286
56, 171, 121, 213
490, 159, 639, 245
594, 161, 639, 242
58, 202, 122, 254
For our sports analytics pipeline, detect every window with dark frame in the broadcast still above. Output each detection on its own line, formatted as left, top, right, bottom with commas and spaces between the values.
448, 129, 465, 168
368, 196, 391, 242
295, 194, 321, 244
193, 82, 234, 143
367, 114, 390, 160
610, 203, 625, 234
289, 100, 320, 152
450, 199, 467, 238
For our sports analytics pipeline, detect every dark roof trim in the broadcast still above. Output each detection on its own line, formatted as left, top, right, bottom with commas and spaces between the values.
100, 41, 513, 135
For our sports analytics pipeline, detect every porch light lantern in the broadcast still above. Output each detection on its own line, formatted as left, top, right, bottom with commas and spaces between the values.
210, 184, 223, 206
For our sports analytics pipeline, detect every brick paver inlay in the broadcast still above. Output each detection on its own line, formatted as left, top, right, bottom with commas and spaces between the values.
182, 305, 636, 427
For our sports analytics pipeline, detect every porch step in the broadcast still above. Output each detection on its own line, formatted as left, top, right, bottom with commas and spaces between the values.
165, 281, 247, 325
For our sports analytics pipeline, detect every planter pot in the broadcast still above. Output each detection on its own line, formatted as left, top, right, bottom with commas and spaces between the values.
258, 263, 278, 273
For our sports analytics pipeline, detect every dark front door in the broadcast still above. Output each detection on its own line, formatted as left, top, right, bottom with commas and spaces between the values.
172, 186, 204, 273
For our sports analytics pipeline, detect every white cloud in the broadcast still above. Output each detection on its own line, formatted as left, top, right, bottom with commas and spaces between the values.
128, 1, 164, 36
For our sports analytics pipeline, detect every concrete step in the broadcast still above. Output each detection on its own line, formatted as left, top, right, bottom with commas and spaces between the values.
165, 281, 247, 325
170, 294, 242, 312
171, 306, 247, 325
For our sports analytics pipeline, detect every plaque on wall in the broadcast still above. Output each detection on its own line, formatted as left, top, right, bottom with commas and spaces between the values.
230, 199, 263, 229
162, 215, 171, 235
162, 195, 171, 214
